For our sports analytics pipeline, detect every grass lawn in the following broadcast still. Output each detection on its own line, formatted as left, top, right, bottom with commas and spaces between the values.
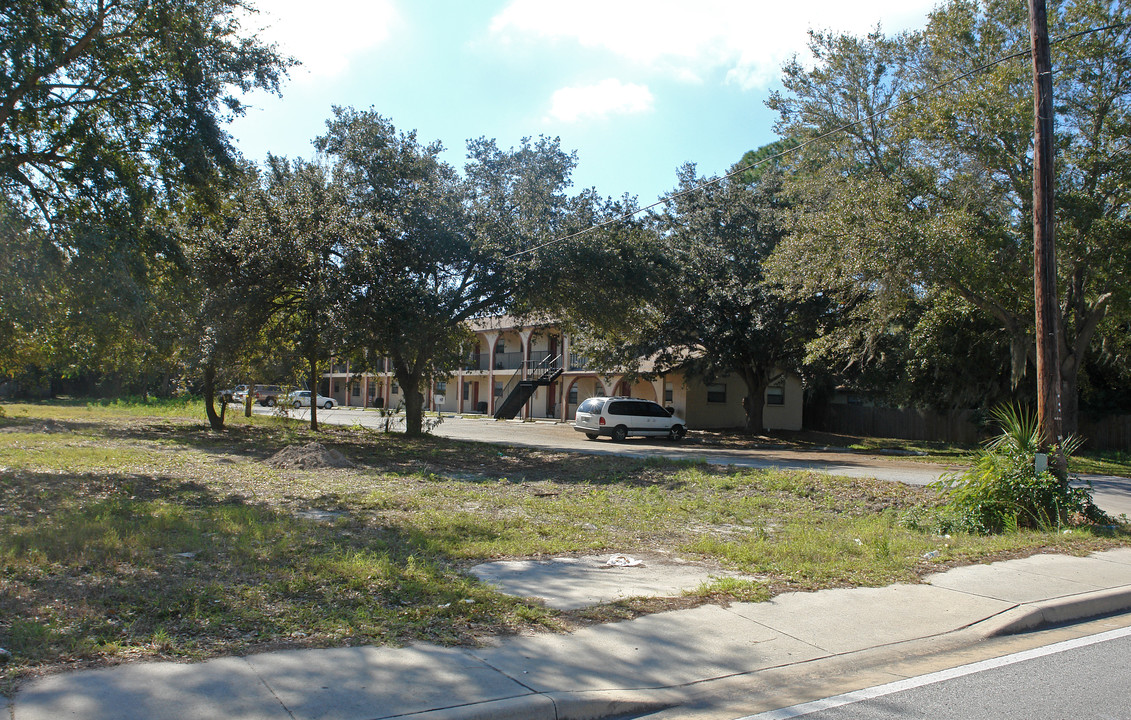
1, 399, 1128, 695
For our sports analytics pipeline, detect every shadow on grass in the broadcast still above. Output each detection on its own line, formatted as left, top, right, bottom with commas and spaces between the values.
86, 415, 699, 489
0, 468, 558, 691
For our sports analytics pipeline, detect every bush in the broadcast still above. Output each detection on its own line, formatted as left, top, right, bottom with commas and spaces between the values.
925, 405, 1107, 534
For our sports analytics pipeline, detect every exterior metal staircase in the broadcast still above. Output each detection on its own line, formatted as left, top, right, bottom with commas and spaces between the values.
493, 354, 563, 420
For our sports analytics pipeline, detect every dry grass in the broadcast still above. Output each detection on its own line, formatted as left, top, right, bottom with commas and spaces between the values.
1, 400, 1127, 695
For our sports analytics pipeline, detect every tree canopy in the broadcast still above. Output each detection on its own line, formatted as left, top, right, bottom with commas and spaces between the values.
0, 0, 292, 391
1, 0, 291, 221
316, 107, 578, 435
767, 0, 1131, 430
557, 153, 820, 434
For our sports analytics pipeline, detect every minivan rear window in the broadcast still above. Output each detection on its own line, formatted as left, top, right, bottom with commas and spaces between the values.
578, 398, 606, 414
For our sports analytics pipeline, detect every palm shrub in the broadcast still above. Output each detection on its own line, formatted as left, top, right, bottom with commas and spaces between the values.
927, 404, 1105, 534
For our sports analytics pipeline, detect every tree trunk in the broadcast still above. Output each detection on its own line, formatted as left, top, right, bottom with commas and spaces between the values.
1061, 369, 1079, 441
739, 365, 771, 434
308, 356, 319, 432
203, 365, 225, 431
396, 366, 424, 436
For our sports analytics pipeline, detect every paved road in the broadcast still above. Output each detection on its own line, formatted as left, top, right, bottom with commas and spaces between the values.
271, 408, 1131, 518
738, 625, 1131, 720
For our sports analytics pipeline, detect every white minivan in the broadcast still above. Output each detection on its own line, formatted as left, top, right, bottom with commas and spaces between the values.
573, 396, 687, 442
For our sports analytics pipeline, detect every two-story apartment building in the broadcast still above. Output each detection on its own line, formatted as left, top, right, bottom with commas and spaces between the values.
322, 316, 803, 431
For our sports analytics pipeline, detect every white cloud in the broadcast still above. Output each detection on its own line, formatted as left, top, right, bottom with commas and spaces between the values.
491, 0, 938, 89
241, 0, 400, 79
547, 79, 654, 123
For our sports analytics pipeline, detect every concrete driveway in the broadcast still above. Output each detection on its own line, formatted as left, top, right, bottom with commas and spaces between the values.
275, 408, 1131, 518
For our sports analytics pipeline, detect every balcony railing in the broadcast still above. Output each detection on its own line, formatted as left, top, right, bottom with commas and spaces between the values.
493, 351, 525, 370
568, 353, 591, 371
460, 351, 586, 372
462, 353, 488, 371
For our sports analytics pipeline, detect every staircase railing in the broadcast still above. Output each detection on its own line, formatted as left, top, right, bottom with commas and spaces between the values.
532, 353, 562, 380
492, 353, 563, 419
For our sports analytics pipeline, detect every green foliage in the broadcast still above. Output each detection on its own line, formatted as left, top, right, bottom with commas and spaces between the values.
318, 108, 578, 435
1, 0, 292, 392
1, 0, 293, 220
734, 138, 800, 186
768, 0, 1131, 427
566, 150, 824, 433
925, 405, 1105, 534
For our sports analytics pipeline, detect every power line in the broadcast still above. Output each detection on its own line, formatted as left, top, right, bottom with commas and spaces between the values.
506, 20, 1129, 260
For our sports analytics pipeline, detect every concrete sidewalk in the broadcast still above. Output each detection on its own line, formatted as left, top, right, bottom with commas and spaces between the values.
10, 548, 1131, 720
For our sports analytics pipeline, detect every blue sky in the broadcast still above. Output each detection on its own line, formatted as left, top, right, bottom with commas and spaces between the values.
229, 0, 940, 205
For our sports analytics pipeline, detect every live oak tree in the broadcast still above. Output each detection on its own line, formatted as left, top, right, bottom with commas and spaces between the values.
182, 168, 273, 429
186, 159, 354, 431
767, 0, 1131, 432
1, 0, 290, 220
584, 161, 818, 434
317, 108, 577, 436
0, 0, 292, 390
253, 157, 355, 432
0, 199, 57, 378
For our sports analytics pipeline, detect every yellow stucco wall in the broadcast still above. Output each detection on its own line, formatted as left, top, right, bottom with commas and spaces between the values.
680, 371, 803, 431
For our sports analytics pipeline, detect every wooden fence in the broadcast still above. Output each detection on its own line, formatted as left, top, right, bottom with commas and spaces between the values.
1079, 414, 1131, 452
807, 404, 1131, 451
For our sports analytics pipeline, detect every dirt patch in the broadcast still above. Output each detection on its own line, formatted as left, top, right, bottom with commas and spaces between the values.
265, 442, 354, 470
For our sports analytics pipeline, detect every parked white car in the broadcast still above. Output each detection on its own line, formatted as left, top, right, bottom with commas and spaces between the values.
573, 396, 687, 442
286, 390, 336, 410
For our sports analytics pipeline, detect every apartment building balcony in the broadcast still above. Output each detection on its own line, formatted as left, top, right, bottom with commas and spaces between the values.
568, 353, 591, 371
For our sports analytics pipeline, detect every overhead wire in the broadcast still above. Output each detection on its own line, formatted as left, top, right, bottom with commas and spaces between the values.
505, 20, 1129, 260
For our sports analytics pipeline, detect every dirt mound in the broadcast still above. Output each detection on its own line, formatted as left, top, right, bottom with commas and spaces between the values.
265, 442, 354, 470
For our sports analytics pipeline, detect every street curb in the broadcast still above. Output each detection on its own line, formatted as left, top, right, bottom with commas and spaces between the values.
975, 585, 1131, 637
401, 694, 556, 720
414, 587, 1131, 720
400, 691, 671, 720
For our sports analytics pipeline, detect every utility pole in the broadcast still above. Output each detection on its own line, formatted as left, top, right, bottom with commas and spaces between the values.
1029, 0, 1067, 478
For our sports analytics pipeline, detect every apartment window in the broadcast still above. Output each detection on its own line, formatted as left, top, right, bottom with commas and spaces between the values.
333, 381, 341, 393
494, 381, 503, 397
495, 340, 505, 353
352, 384, 360, 397
462, 382, 471, 400
368, 384, 375, 397
568, 386, 578, 404
766, 385, 785, 406
664, 382, 674, 403
435, 381, 446, 393
706, 383, 727, 404
391, 383, 399, 395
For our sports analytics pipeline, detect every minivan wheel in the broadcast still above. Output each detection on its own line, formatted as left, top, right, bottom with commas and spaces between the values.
585, 432, 599, 440
611, 426, 628, 442
669, 424, 686, 441
323, 401, 333, 410
266, 397, 276, 407
293, 401, 302, 409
